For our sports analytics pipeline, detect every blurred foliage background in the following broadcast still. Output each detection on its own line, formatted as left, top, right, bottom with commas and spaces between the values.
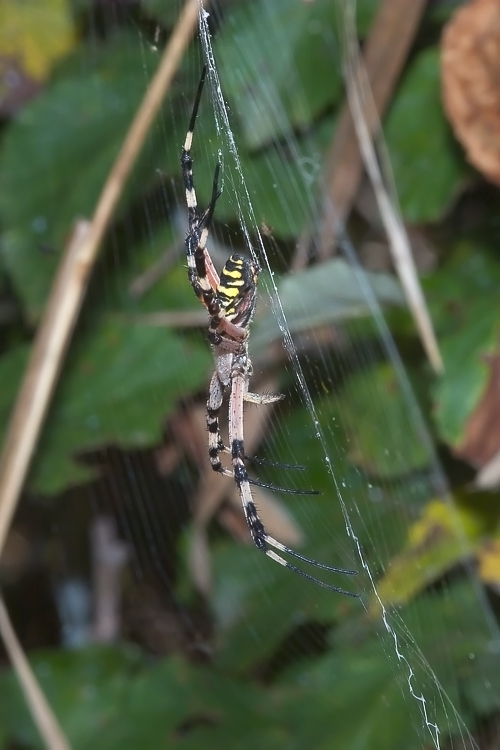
1, 0, 500, 748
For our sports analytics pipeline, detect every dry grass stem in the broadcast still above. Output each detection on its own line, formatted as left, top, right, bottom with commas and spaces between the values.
318, 0, 427, 260
0, 594, 71, 750
81, 0, 200, 276
0, 220, 91, 555
340, 2, 444, 374
0, 0, 201, 557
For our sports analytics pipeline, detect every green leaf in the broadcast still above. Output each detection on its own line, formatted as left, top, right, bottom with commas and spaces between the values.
0, 644, 141, 749
215, 0, 342, 150
373, 493, 499, 607
281, 643, 420, 750
0, 0, 75, 83
103, 222, 195, 315
424, 241, 500, 336
356, 0, 382, 35
0, 345, 30, 441
188, 96, 337, 238
398, 579, 500, 731
461, 652, 500, 716
0, 32, 173, 321
385, 46, 469, 222
27, 315, 211, 494
432, 297, 500, 450
140, 0, 180, 26
424, 0, 460, 25
204, 386, 434, 671
208, 401, 364, 673
338, 362, 431, 478
284, 580, 494, 749
0, 583, 493, 749
252, 258, 404, 351
0, 647, 262, 750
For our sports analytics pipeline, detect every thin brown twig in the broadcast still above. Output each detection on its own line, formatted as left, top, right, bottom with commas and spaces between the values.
0, 594, 71, 750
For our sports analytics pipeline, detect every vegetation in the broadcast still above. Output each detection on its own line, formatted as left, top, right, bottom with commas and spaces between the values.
0, 1, 500, 748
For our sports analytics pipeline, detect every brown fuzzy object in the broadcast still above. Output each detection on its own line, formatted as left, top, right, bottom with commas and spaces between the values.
441, 0, 500, 185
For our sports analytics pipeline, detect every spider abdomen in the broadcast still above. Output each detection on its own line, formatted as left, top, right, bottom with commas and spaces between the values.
217, 253, 259, 326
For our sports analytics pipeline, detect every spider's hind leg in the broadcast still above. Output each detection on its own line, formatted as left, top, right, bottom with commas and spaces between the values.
182, 67, 223, 313
244, 390, 285, 405
207, 369, 226, 474
235, 455, 358, 597
229, 368, 358, 596
242, 361, 284, 405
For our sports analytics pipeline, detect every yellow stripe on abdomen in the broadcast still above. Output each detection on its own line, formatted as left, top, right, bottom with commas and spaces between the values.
217, 284, 240, 298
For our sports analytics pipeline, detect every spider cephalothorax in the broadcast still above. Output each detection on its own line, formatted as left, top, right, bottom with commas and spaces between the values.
181, 66, 358, 597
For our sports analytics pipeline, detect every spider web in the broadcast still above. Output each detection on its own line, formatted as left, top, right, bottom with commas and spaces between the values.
2, 1, 500, 749
192, 4, 500, 750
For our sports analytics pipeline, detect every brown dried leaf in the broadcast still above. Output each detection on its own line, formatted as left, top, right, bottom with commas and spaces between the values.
441, 0, 500, 185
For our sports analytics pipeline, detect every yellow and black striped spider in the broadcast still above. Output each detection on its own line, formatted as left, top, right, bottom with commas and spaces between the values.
181, 66, 358, 596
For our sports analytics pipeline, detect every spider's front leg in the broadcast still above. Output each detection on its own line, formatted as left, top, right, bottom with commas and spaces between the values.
185, 163, 223, 314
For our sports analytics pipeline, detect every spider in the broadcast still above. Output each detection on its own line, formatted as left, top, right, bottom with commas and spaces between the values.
181, 66, 358, 597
